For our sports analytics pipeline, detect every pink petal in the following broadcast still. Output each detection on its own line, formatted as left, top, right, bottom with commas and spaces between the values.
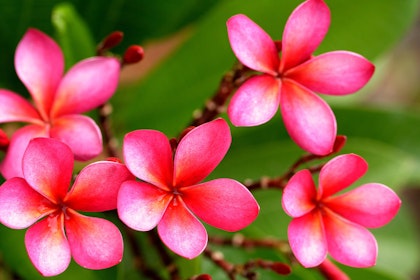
323, 209, 377, 267
51, 57, 120, 117
123, 130, 173, 190
282, 169, 317, 218
0, 177, 56, 229
23, 138, 73, 203
280, 80, 336, 155
117, 180, 172, 231
227, 14, 279, 75
174, 118, 231, 187
0, 89, 42, 124
50, 114, 102, 161
65, 161, 134, 212
324, 183, 401, 228
286, 51, 375, 95
280, 0, 330, 71
15, 28, 64, 120
288, 211, 327, 267
319, 154, 367, 198
0, 125, 47, 179
157, 198, 207, 259
228, 75, 281, 127
65, 210, 123, 269
25, 214, 71, 276
182, 179, 259, 231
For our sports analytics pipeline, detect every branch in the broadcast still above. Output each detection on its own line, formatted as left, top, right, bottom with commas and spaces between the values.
147, 230, 181, 280
189, 63, 251, 127
203, 245, 291, 280
245, 135, 347, 191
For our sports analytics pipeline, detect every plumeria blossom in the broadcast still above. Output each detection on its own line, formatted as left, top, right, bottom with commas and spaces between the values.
226, 0, 374, 155
282, 154, 401, 268
0, 138, 133, 276
118, 118, 260, 259
0, 28, 120, 179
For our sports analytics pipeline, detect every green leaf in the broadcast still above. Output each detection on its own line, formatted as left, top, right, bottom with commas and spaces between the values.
111, 0, 419, 137
51, 2, 96, 69
0, 0, 220, 91
0, 225, 118, 280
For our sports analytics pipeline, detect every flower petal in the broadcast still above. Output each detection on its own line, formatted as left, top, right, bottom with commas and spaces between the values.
23, 138, 73, 203
15, 28, 64, 119
174, 118, 231, 187
182, 179, 259, 231
0, 177, 56, 229
282, 169, 317, 218
227, 14, 279, 75
228, 75, 280, 127
323, 209, 377, 267
65, 162, 134, 212
123, 129, 173, 190
280, 80, 336, 155
51, 57, 120, 117
324, 183, 401, 228
157, 198, 207, 259
286, 51, 375, 95
288, 211, 327, 268
0, 89, 41, 124
319, 154, 368, 198
280, 0, 330, 71
118, 180, 172, 231
50, 114, 102, 161
0, 125, 47, 179
25, 214, 71, 277
65, 210, 123, 269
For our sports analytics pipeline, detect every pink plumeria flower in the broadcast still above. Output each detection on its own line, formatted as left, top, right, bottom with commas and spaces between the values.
282, 154, 401, 268
0, 138, 133, 276
118, 118, 260, 259
226, 0, 374, 155
0, 28, 120, 179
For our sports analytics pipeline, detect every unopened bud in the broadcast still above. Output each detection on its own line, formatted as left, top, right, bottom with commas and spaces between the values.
0, 129, 9, 151
331, 135, 347, 154
97, 31, 124, 54
123, 45, 145, 65
269, 262, 291, 275
105, 157, 123, 164
190, 274, 212, 280
274, 40, 282, 52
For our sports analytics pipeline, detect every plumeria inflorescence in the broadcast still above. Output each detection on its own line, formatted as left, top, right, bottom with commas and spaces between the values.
0, 0, 402, 279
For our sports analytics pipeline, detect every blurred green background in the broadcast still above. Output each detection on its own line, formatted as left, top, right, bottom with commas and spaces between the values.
1, 0, 420, 279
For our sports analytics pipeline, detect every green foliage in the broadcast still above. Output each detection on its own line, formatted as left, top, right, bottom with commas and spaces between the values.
0, 0, 419, 279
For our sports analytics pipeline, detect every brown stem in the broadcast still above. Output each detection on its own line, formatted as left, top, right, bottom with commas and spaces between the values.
203, 244, 291, 279
147, 230, 181, 280
189, 63, 251, 127
124, 227, 164, 279
245, 135, 346, 192
98, 103, 119, 158
203, 248, 236, 280
244, 153, 320, 191
208, 234, 289, 252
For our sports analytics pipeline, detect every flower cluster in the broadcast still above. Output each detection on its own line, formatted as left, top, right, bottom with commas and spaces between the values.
0, 0, 402, 278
